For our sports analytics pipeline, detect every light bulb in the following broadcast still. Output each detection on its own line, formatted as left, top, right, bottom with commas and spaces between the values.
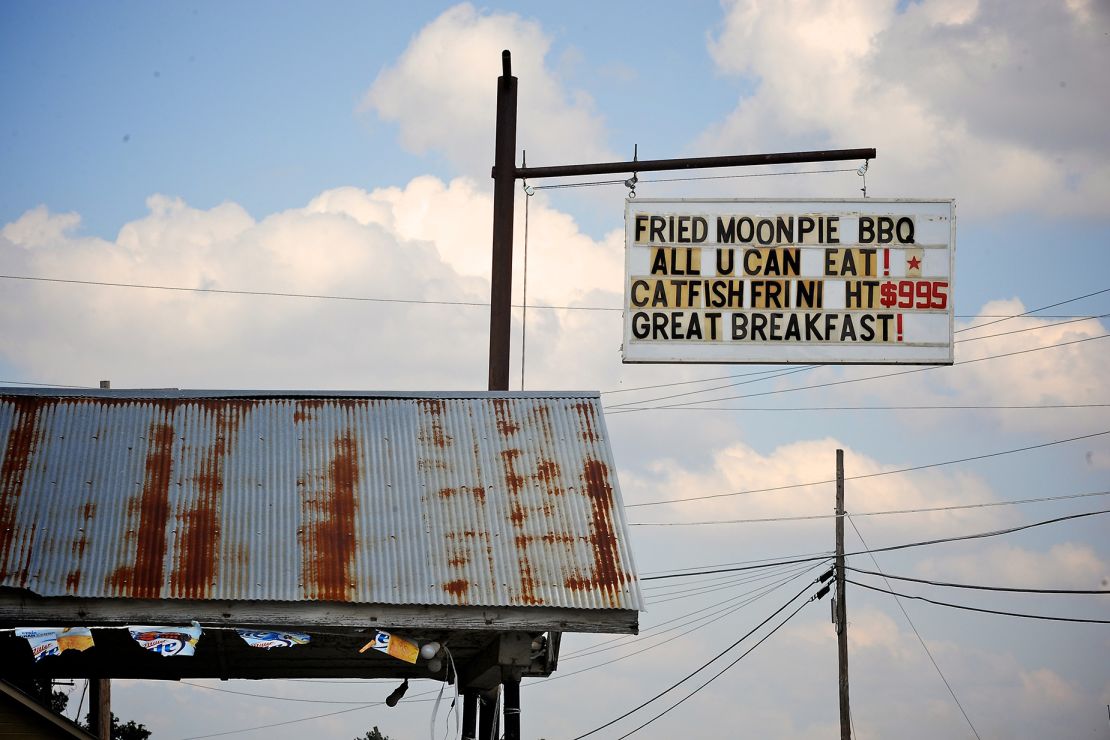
427, 658, 443, 673
420, 641, 441, 660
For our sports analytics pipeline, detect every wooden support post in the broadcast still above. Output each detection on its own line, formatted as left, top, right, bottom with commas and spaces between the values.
89, 679, 110, 739
836, 449, 851, 739
488, 49, 517, 392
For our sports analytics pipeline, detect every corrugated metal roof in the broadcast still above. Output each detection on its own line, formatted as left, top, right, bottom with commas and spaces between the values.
0, 390, 643, 612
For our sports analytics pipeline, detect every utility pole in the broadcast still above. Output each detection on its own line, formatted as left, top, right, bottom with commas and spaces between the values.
89, 678, 110, 739
835, 449, 851, 739
486, 49, 875, 391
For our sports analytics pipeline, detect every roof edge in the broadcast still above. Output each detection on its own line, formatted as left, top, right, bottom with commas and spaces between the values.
0, 388, 602, 401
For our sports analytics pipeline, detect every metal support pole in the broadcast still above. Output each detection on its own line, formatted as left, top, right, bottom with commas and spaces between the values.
836, 449, 851, 740
516, 148, 876, 180
488, 49, 518, 392
503, 677, 521, 740
89, 679, 111, 739
484, 49, 874, 392
461, 690, 478, 740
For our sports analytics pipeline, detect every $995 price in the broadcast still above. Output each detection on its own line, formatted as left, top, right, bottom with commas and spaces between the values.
879, 280, 949, 310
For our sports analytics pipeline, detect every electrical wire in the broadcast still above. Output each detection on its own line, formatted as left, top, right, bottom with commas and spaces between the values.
626, 428, 1110, 510
951, 286, 1110, 335
0, 274, 621, 312
626, 428, 1110, 508
952, 313, 1108, 344
562, 563, 823, 661
847, 514, 982, 739
535, 568, 825, 683
630, 489, 1110, 526
848, 579, 1110, 624
569, 578, 821, 739
640, 509, 1110, 581
619, 402, 1110, 413
174, 702, 381, 739
844, 566, 1110, 594
178, 680, 399, 704
607, 333, 1110, 414
613, 597, 814, 739
607, 313, 1107, 411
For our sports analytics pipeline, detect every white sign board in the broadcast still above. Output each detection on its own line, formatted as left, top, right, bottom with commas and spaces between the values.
622, 198, 955, 365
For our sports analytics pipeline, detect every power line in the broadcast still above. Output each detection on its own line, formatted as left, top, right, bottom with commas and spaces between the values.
640, 509, 1110, 581
605, 286, 1109, 402
568, 566, 820, 659
952, 286, 1110, 335
626, 428, 1110, 508
603, 365, 815, 395
0, 378, 96, 389
607, 333, 1110, 414
847, 514, 982, 739
532, 565, 824, 684
629, 489, 1110, 526
608, 314, 1108, 410
845, 566, 1110, 595
848, 579, 1110, 624
640, 550, 834, 578
178, 680, 394, 704
613, 598, 813, 739
0, 274, 621, 312
569, 578, 822, 739
173, 702, 379, 739
611, 402, 1110, 413
953, 313, 1108, 344
558, 564, 824, 667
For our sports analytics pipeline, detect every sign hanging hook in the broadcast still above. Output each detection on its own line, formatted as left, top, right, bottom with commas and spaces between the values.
857, 159, 869, 198
624, 144, 638, 199
522, 149, 534, 196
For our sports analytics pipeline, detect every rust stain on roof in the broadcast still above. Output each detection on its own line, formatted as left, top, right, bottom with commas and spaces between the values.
573, 402, 601, 443
301, 430, 361, 602
170, 404, 245, 599
534, 458, 564, 496
417, 401, 453, 449
0, 397, 49, 581
107, 420, 175, 598
492, 398, 520, 437
564, 458, 628, 605
442, 578, 469, 600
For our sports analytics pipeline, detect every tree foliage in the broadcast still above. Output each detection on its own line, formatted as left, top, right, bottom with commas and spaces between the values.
352, 727, 392, 740
82, 711, 153, 740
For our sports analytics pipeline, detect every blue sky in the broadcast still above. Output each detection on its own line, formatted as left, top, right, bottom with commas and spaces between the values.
2, 1, 1109, 739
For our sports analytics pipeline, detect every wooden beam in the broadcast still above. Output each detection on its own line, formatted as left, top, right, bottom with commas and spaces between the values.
0, 594, 640, 634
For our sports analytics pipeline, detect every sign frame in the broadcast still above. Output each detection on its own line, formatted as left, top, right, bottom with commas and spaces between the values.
622, 197, 956, 366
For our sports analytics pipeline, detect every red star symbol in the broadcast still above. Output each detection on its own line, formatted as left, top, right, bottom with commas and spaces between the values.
907, 256, 922, 270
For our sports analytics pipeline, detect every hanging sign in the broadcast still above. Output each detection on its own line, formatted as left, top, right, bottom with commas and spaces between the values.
235, 630, 311, 649
622, 198, 955, 365
127, 621, 203, 656
14, 627, 95, 661
360, 630, 419, 664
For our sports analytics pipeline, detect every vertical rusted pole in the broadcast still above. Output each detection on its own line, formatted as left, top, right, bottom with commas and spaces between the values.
461, 690, 478, 739
488, 49, 518, 392
89, 679, 111, 739
502, 677, 521, 740
836, 449, 851, 739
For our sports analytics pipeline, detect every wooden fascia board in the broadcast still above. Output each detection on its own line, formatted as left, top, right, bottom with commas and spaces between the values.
0, 594, 640, 635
